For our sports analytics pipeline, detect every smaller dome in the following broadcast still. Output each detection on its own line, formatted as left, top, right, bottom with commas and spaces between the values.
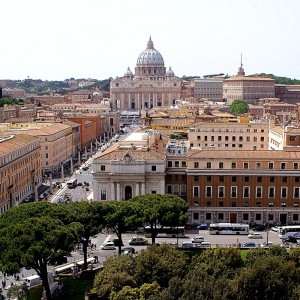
166, 66, 175, 77
124, 67, 133, 77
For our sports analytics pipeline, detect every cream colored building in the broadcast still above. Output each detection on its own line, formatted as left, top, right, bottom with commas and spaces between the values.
2, 88, 25, 99
188, 122, 269, 151
194, 78, 223, 99
0, 134, 41, 214
3, 123, 74, 174
110, 37, 182, 110
92, 131, 166, 201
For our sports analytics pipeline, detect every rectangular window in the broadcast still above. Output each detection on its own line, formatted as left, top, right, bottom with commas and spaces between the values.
100, 190, 107, 200
281, 187, 287, 198
101, 165, 105, 171
182, 161, 187, 167
255, 213, 261, 220
282, 177, 287, 183
110, 118, 114, 125
218, 136, 222, 141
206, 162, 211, 169
218, 186, 225, 198
219, 162, 224, 169
219, 176, 224, 182
207, 176, 211, 182
225, 136, 229, 141
256, 186, 262, 198
243, 186, 250, 198
294, 187, 300, 199
296, 177, 300, 183
245, 176, 250, 182
206, 186, 212, 198
257, 176, 262, 183
294, 162, 299, 170
218, 213, 224, 220
152, 166, 156, 171
243, 162, 249, 169
193, 186, 200, 197
231, 162, 236, 169
175, 161, 179, 167
206, 213, 212, 220
180, 185, 186, 196
168, 161, 172, 167
194, 176, 199, 182
268, 187, 275, 198
173, 185, 179, 195
167, 185, 172, 194
193, 212, 199, 220
243, 213, 249, 221
194, 162, 199, 168
232, 176, 237, 182
270, 176, 275, 183
255, 163, 261, 169
231, 186, 237, 198
281, 162, 286, 170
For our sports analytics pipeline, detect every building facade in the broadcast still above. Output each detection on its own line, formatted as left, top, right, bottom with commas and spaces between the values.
110, 37, 182, 110
0, 134, 41, 214
194, 78, 223, 99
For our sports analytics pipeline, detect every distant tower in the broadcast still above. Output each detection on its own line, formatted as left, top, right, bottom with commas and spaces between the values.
237, 53, 245, 76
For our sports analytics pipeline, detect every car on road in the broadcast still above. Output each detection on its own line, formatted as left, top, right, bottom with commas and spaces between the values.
121, 247, 136, 254
181, 242, 194, 248
100, 241, 116, 250
77, 182, 83, 186
283, 236, 298, 244
241, 242, 256, 248
253, 224, 266, 231
112, 239, 124, 246
129, 237, 149, 246
260, 242, 274, 248
191, 236, 204, 243
248, 232, 263, 239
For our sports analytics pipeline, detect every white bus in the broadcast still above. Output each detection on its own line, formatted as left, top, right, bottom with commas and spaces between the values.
67, 178, 77, 189
278, 225, 300, 239
209, 223, 249, 235
144, 226, 186, 238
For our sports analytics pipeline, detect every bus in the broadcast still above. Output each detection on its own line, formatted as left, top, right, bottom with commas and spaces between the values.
209, 223, 249, 235
278, 225, 300, 239
144, 226, 186, 238
52, 256, 98, 274
67, 178, 77, 189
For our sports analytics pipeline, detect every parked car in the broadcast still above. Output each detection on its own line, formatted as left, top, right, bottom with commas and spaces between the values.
191, 236, 204, 243
197, 224, 208, 230
283, 236, 298, 244
100, 241, 116, 250
181, 242, 194, 248
248, 232, 263, 239
261, 242, 274, 248
199, 241, 211, 248
241, 242, 256, 248
121, 247, 136, 254
129, 237, 148, 246
77, 182, 83, 186
253, 224, 266, 231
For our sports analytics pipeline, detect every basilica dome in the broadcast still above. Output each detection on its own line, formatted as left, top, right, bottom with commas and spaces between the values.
135, 37, 166, 77
136, 37, 164, 66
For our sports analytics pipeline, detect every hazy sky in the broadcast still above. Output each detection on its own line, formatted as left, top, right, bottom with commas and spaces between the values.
1, 0, 300, 81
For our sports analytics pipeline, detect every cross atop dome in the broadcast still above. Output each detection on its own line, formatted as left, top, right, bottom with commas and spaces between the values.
147, 36, 154, 49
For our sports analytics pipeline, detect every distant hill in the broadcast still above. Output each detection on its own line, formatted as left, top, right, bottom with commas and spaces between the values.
257, 73, 300, 85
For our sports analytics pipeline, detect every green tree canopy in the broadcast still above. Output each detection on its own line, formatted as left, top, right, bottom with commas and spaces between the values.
103, 200, 143, 254
0, 204, 82, 300
229, 99, 249, 115
131, 194, 188, 244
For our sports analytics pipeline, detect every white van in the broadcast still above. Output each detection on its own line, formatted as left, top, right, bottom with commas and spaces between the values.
24, 275, 41, 287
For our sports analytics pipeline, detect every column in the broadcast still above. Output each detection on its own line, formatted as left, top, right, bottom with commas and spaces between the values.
70, 157, 73, 174
116, 182, 121, 201
78, 151, 81, 166
111, 182, 115, 200
136, 183, 140, 197
141, 182, 145, 195
61, 164, 64, 182
49, 173, 53, 194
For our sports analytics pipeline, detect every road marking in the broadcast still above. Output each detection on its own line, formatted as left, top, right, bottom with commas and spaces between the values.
103, 235, 112, 244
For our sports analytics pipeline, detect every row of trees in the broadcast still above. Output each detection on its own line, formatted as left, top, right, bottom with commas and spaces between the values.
94, 244, 300, 300
0, 98, 23, 107
0, 194, 188, 300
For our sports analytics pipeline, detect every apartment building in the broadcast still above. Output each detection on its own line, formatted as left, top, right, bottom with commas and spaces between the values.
275, 84, 300, 104
188, 122, 269, 151
194, 78, 223, 99
2, 88, 25, 99
223, 76, 275, 104
0, 134, 41, 214
4, 123, 73, 174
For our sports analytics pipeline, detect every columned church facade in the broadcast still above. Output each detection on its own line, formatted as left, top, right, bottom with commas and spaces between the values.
110, 37, 182, 111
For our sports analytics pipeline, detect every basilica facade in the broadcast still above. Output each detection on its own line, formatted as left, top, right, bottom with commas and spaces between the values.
110, 37, 182, 111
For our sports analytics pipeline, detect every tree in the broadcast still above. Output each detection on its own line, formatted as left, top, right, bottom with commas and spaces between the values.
134, 244, 188, 288
0, 209, 82, 300
229, 99, 249, 115
131, 194, 188, 244
65, 202, 106, 269
234, 255, 300, 300
103, 200, 143, 254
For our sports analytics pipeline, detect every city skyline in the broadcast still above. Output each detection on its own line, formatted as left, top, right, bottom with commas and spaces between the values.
1, 0, 300, 81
